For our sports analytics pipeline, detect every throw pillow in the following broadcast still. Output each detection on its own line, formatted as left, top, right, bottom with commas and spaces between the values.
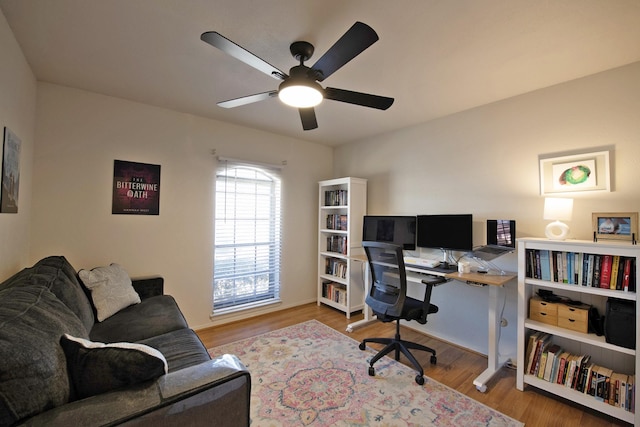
78, 264, 140, 321
60, 334, 168, 400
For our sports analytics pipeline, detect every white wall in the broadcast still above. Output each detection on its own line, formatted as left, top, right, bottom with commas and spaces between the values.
30, 83, 332, 329
334, 62, 640, 359
0, 10, 36, 279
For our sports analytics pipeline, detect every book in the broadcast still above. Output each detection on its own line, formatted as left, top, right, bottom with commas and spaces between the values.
575, 252, 583, 285
586, 254, 595, 287
531, 334, 553, 376
610, 255, 620, 290
525, 331, 542, 374
556, 351, 571, 384
543, 344, 562, 382
592, 255, 601, 287
610, 372, 628, 407
539, 250, 551, 281
599, 255, 612, 288
622, 257, 632, 292
595, 367, 613, 402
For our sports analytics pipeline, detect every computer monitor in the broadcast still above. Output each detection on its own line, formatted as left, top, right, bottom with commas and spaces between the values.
362, 215, 416, 250
416, 214, 473, 252
487, 219, 516, 248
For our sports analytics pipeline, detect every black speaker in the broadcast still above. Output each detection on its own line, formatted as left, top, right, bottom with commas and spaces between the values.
604, 298, 636, 349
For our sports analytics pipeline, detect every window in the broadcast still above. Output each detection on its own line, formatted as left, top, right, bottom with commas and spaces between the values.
213, 160, 281, 312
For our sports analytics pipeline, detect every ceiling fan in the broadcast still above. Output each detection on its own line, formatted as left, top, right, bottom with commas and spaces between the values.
200, 22, 394, 131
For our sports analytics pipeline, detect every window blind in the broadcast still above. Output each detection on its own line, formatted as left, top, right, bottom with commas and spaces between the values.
213, 160, 281, 312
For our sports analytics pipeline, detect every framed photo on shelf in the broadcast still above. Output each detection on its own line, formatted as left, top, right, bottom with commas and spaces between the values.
592, 212, 638, 242
539, 150, 610, 195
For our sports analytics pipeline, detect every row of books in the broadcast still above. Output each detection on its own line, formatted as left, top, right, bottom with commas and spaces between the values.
525, 249, 636, 292
326, 214, 348, 231
526, 332, 635, 412
321, 281, 347, 305
324, 189, 348, 207
325, 257, 347, 279
326, 236, 348, 255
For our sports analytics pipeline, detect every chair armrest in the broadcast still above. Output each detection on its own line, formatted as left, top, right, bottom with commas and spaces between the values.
19, 354, 251, 427
131, 276, 164, 299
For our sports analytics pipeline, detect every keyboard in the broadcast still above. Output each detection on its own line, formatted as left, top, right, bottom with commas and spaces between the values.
404, 257, 441, 268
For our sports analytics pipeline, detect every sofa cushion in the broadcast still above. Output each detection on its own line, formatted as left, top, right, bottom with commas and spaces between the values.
90, 295, 188, 343
0, 256, 95, 331
79, 263, 141, 322
60, 334, 168, 400
138, 328, 211, 372
0, 285, 88, 426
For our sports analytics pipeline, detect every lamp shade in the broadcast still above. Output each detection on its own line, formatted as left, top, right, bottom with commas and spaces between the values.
543, 197, 573, 221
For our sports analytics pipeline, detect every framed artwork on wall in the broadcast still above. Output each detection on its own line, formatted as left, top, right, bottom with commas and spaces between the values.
539, 150, 610, 195
112, 160, 161, 215
592, 212, 638, 243
1, 127, 21, 213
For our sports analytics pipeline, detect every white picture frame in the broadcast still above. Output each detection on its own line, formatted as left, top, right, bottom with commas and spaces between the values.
539, 150, 610, 195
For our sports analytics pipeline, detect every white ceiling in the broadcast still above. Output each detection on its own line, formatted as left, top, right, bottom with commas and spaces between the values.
2, 0, 640, 147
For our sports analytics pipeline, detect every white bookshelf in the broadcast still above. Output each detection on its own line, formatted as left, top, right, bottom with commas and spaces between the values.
317, 177, 367, 318
516, 237, 639, 425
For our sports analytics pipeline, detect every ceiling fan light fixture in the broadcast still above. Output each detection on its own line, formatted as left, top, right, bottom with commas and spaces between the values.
278, 79, 323, 108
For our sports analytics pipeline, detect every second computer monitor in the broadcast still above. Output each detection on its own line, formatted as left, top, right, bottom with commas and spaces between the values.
416, 214, 473, 252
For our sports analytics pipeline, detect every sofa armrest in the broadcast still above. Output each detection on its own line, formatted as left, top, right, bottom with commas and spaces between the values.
131, 276, 164, 299
19, 354, 251, 427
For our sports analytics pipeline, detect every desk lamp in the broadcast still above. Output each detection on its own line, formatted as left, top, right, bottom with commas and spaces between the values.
543, 197, 573, 240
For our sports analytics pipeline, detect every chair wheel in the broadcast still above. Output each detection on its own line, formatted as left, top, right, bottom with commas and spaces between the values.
415, 375, 425, 385
359, 342, 366, 351
368, 366, 375, 376
430, 355, 437, 364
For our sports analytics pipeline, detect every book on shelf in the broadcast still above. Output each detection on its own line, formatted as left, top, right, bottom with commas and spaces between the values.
524, 332, 636, 412
325, 257, 347, 279
326, 214, 348, 231
324, 189, 348, 207
321, 280, 347, 305
525, 249, 636, 292
543, 343, 562, 381
326, 235, 348, 255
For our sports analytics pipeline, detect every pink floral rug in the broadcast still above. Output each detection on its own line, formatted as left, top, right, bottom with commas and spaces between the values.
208, 320, 523, 427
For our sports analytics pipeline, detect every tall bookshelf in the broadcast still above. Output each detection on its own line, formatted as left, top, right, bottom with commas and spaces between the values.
516, 238, 639, 424
317, 177, 367, 318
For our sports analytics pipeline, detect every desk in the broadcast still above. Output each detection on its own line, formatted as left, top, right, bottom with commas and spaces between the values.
347, 263, 516, 393
444, 271, 516, 392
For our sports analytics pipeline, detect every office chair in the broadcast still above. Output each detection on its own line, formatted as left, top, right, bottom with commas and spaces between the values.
358, 241, 445, 385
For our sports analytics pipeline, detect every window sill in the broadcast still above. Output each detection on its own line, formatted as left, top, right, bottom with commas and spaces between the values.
211, 298, 282, 318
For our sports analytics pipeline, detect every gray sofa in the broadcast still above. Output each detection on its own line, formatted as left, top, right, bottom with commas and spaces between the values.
0, 256, 250, 426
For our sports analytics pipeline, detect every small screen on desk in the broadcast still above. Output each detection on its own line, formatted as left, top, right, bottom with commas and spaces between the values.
487, 219, 516, 248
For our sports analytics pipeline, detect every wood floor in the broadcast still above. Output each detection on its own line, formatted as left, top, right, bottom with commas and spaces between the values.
197, 303, 630, 427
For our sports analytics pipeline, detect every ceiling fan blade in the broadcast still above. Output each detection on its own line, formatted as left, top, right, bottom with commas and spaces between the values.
218, 91, 278, 108
324, 87, 394, 110
201, 32, 287, 80
310, 22, 379, 82
299, 108, 318, 130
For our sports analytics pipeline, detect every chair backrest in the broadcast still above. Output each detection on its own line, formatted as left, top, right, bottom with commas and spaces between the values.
362, 241, 407, 319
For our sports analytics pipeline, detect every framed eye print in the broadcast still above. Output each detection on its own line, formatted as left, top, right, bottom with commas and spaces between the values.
592, 212, 638, 243
539, 150, 610, 195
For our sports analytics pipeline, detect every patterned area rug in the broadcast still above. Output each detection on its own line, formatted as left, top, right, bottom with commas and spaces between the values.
208, 320, 523, 427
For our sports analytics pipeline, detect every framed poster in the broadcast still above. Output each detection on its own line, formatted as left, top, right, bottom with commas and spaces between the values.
539, 150, 610, 195
1, 127, 21, 213
112, 160, 161, 215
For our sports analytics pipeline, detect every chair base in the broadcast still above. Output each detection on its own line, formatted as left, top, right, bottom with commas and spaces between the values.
359, 320, 436, 385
